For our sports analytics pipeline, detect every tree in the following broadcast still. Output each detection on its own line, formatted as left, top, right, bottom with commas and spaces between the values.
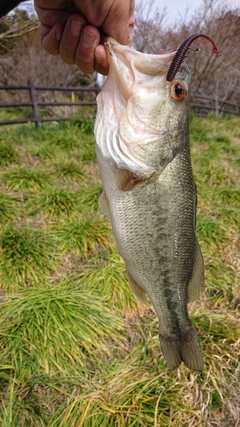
133, 0, 240, 105
0, 7, 39, 54
0, 7, 95, 108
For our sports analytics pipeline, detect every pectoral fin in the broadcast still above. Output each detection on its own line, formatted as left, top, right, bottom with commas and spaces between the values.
126, 270, 148, 304
116, 168, 154, 191
187, 240, 205, 303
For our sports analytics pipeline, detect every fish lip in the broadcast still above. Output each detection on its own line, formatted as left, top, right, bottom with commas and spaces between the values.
104, 37, 179, 61
104, 37, 184, 84
104, 37, 133, 59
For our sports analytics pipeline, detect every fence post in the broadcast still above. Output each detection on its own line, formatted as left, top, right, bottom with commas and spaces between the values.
215, 94, 219, 116
28, 79, 41, 128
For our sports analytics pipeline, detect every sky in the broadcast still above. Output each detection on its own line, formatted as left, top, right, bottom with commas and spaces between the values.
20, 0, 240, 26
151, 0, 240, 25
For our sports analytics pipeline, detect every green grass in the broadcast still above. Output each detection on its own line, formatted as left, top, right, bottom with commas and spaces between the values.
0, 281, 124, 376
77, 184, 103, 211
0, 113, 239, 426
29, 140, 62, 161
27, 188, 84, 217
0, 225, 58, 291
0, 141, 19, 166
2, 166, 53, 191
0, 193, 21, 223
53, 159, 86, 181
52, 215, 111, 257
78, 252, 140, 315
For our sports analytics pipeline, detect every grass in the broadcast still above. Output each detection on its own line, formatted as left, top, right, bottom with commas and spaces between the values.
0, 193, 21, 223
77, 184, 103, 210
2, 166, 53, 191
27, 188, 84, 217
51, 215, 112, 257
53, 159, 86, 181
77, 251, 140, 315
0, 141, 19, 166
0, 225, 58, 291
0, 281, 124, 376
0, 113, 239, 426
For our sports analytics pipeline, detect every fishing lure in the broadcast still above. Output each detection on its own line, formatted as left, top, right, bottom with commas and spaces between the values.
166, 33, 221, 82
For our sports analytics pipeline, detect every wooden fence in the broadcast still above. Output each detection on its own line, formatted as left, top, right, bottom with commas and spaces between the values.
0, 80, 100, 127
0, 80, 239, 127
192, 94, 240, 117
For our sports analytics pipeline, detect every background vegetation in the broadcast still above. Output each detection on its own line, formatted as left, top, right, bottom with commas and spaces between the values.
0, 112, 239, 426
0, 0, 240, 102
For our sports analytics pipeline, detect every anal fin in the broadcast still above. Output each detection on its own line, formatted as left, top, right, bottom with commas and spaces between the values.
188, 240, 205, 303
126, 270, 148, 304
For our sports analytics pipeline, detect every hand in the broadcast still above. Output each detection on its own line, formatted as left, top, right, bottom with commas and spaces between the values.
34, 0, 135, 75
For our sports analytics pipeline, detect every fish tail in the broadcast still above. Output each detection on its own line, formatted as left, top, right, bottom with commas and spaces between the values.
159, 327, 204, 373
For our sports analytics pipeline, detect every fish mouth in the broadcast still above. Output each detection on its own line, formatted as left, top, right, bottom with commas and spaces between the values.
104, 37, 178, 63
104, 38, 178, 98
105, 37, 178, 75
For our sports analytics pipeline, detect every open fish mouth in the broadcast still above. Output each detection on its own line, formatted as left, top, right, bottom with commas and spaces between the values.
104, 37, 180, 96
95, 39, 191, 174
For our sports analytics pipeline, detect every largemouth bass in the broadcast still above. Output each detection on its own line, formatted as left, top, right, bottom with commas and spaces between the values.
94, 38, 205, 372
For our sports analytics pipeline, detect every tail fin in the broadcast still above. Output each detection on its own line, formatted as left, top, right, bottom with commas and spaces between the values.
159, 327, 203, 373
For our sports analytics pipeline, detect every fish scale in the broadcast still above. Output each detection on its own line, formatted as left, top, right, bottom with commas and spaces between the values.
95, 38, 205, 372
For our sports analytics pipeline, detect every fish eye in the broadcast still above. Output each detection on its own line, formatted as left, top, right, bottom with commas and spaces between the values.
171, 82, 187, 101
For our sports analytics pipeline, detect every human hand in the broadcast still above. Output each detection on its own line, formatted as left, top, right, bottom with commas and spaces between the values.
34, 0, 135, 75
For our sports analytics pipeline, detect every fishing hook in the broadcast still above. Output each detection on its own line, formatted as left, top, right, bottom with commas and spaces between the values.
166, 33, 221, 82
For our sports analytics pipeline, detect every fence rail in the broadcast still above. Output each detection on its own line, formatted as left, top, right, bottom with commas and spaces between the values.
191, 94, 240, 117
0, 80, 100, 127
0, 80, 239, 127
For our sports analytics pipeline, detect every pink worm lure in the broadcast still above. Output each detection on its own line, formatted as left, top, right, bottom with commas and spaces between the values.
166, 33, 221, 82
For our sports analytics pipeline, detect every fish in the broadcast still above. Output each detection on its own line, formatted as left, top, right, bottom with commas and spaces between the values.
94, 37, 205, 372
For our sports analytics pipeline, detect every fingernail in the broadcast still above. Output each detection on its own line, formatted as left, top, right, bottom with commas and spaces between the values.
70, 20, 83, 37
82, 30, 97, 48
56, 31, 62, 42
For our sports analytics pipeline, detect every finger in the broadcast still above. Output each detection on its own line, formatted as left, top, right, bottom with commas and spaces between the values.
35, 5, 72, 27
59, 14, 87, 65
39, 23, 51, 43
74, 25, 101, 73
101, 0, 135, 46
40, 24, 63, 55
95, 44, 109, 75
35, 0, 78, 14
